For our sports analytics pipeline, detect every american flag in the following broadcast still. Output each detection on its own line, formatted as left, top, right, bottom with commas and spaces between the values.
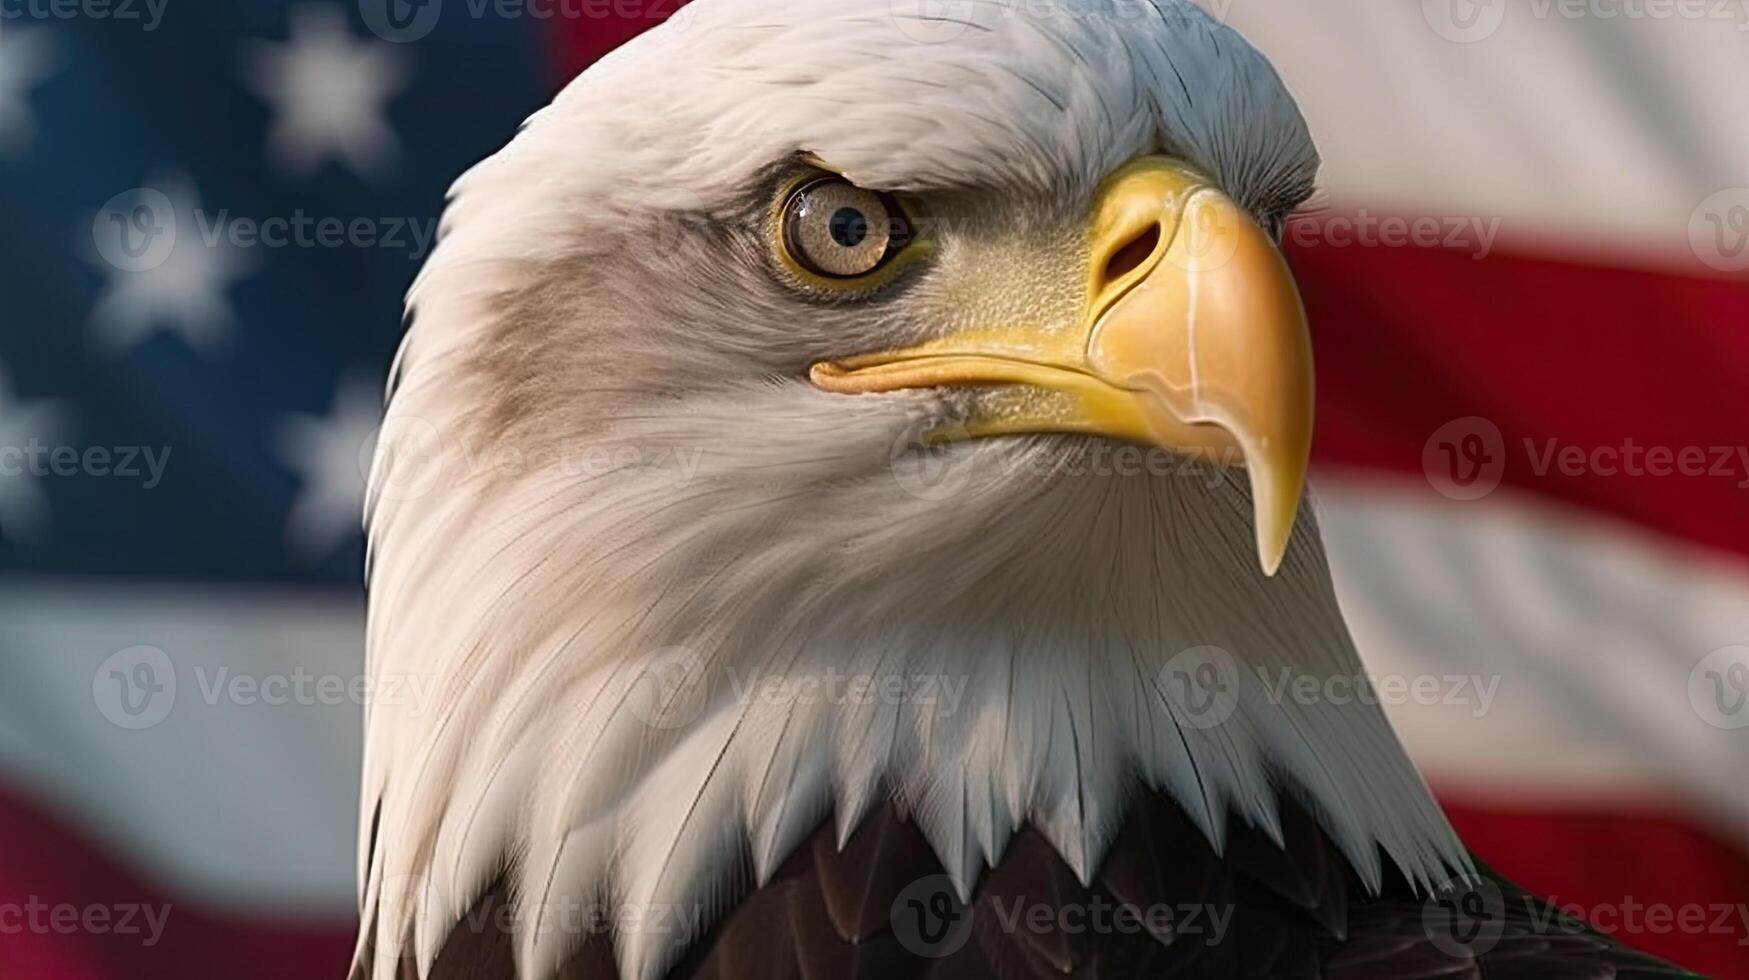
1, 1, 1746, 977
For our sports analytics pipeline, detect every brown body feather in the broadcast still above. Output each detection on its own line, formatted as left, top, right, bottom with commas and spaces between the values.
357, 794, 1693, 980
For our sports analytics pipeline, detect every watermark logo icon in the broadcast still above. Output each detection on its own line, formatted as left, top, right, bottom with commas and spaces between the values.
889, 0, 978, 44
368, 414, 446, 503
1422, 875, 1506, 957
360, 0, 443, 43
626, 646, 710, 730
93, 188, 176, 273
890, 417, 977, 501
1423, 0, 1508, 42
891, 875, 973, 958
92, 645, 176, 730
1157, 646, 1241, 730
1423, 417, 1506, 501
1690, 189, 1749, 274
1689, 645, 1749, 730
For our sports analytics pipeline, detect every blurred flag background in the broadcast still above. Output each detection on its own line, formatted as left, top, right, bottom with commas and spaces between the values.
0, 0, 1745, 976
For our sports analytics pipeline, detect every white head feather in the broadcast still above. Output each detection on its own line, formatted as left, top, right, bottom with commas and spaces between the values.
357, 2, 1468, 978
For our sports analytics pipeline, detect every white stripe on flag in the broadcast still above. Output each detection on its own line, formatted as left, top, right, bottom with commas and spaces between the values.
0, 581, 363, 916
1316, 472, 1749, 847
1215, 0, 1749, 270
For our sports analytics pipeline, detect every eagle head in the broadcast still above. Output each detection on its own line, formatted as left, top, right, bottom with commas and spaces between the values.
357, 3, 1465, 978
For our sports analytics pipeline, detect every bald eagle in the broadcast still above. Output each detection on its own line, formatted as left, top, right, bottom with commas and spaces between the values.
352, 2, 1694, 978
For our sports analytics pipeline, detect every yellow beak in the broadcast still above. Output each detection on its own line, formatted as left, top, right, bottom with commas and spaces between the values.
809, 157, 1315, 576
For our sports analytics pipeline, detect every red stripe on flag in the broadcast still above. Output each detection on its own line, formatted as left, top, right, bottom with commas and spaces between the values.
548, 2, 692, 82
1291, 232, 1749, 561
1442, 793, 1749, 978
0, 787, 353, 979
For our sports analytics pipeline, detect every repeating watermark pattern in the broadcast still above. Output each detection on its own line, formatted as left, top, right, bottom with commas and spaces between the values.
1423, 0, 1509, 42
1258, 667, 1502, 719
887, 413, 1251, 502
370, 873, 705, 952
0, 897, 172, 947
727, 668, 970, 716
93, 187, 439, 266
625, 653, 974, 730
370, 418, 711, 506
889, 417, 979, 501
0, 440, 171, 488
93, 187, 177, 273
624, 646, 712, 730
1422, 417, 1507, 502
359, 0, 695, 44
1426, 0, 1749, 42
890, 875, 974, 958
1285, 212, 1504, 260
1558, 898, 1749, 944
889, 873, 1235, 959
1689, 645, 1749, 730
887, 0, 1170, 46
92, 645, 441, 729
1691, 189, 1749, 274
0, 0, 168, 31
92, 645, 176, 730
986, 896, 1233, 944
1425, 877, 1749, 953
1424, 421, 1749, 501
1422, 876, 1508, 956
1155, 645, 1242, 730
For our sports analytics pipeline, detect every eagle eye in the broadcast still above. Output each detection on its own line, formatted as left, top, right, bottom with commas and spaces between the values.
779, 177, 913, 281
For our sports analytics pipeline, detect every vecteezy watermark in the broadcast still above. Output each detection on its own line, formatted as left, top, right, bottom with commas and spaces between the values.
0, 440, 171, 488
0, 897, 172, 947
889, 874, 1235, 959
1422, 0, 1509, 42
1285, 211, 1505, 260
1423, 418, 1507, 501
1423, 421, 1749, 502
1425, 879, 1749, 952
359, 0, 695, 43
1425, 0, 1749, 42
726, 667, 970, 716
1689, 645, 1749, 730
1691, 188, 1749, 274
191, 210, 439, 261
887, 0, 1160, 45
891, 875, 974, 958
0, 0, 168, 31
370, 873, 706, 953
987, 897, 1234, 945
92, 187, 438, 268
1541, 897, 1749, 945
92, 645, 176, 730
1257, 667, 1503, 719
365, 414, 712, 507
624, 654, 973, 730
190, 666, 439, 712
1422, 875, 1508, 956
887, 412, 1253, 502
1155, 646, 1242, 730
889, 416, 979, 501
624, 646, 712, 730
92, 646, 442, 730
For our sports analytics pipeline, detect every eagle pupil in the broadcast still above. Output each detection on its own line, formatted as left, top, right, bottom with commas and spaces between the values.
829, 208, 869, 248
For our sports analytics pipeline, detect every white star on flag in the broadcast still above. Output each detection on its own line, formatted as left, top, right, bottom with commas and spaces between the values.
246, 4, 411, 180
0, 25, 58, 158
87, 174, 249, 356
275, 371, 383, 560
0, 359, 70, 543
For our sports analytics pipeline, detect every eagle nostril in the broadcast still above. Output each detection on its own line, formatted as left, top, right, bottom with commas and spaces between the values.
1101, 222, 1162, 291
